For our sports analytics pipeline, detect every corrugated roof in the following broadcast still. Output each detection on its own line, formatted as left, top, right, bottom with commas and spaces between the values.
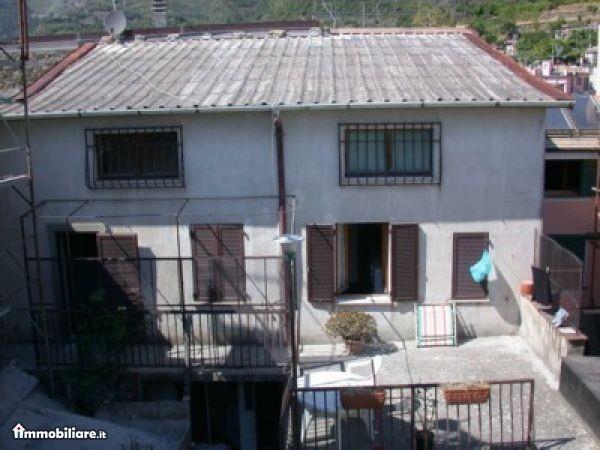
545, 94, 600, 132
1, 29, 571, 118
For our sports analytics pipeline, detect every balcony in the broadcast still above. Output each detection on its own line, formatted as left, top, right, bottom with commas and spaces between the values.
24, 255, 289, 370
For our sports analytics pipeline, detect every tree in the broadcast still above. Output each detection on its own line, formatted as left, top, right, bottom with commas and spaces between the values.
412, 5, 454, 27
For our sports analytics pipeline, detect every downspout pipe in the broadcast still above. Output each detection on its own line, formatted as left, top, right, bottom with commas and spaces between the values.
275, 116, 286, 235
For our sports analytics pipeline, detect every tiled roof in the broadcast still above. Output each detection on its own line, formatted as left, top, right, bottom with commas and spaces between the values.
1, 29, 571, 117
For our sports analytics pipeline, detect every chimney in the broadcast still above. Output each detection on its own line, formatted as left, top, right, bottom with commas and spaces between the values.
152, 0, 167, 28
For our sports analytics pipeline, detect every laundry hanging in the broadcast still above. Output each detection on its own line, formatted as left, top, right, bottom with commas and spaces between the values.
470, 250, 492, 283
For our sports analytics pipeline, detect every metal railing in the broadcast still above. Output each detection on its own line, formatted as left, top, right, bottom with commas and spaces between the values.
284, 379, 534, 449
536, 234, 583, 314
23, 254, 288, 369
29, 306, 288, 368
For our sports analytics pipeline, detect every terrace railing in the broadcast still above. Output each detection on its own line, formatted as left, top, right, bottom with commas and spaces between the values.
29, 306, 288, 369
536, 234, 584, 314
24, 255, 289, 369
283, 379, 535, 449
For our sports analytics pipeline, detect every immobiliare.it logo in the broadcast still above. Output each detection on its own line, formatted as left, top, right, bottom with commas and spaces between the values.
12, 422, 107, 440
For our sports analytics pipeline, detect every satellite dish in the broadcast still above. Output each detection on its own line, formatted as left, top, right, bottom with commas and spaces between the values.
104, 10, 127, 36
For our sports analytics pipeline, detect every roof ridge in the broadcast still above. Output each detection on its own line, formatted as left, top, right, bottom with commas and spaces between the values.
13, 43, 96, 101
331, 26, 469, 35
461, 29, 572, 102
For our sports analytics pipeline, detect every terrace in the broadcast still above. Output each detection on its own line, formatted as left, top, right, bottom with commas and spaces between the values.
284, 336, 597, 449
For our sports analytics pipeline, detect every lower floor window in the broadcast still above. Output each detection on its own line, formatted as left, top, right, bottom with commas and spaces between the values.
544, 159, 596, 197
307, 223, 419, 302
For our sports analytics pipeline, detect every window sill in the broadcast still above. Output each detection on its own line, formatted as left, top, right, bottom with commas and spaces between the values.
335, 293, 392, 306
89, 179, 185, 189
544, 195, 594, 200
450, 298, 490, 305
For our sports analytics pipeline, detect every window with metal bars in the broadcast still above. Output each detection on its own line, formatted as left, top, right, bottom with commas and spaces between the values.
85, 126, 184, 188
339, 123, 441, 186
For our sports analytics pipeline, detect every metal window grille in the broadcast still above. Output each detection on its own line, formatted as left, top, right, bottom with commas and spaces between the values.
85, 126, 184, 189
339, 123, 441, 186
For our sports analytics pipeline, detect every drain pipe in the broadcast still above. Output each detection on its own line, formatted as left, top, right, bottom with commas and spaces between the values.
274, 113, 286, 234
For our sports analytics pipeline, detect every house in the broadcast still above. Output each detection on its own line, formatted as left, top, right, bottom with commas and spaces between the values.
543, 93, 600, 355
0, 27, 572, 447
527, 60, 592, 95
543, 94, 600, 304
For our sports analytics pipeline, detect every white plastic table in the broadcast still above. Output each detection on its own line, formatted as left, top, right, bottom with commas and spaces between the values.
297, 371, 371, 411
296, 371, 376, 444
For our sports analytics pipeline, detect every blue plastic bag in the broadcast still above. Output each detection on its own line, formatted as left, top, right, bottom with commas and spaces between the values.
470, 250, 491, 283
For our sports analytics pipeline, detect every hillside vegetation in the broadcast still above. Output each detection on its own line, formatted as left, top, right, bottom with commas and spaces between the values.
1, 0, 599, 63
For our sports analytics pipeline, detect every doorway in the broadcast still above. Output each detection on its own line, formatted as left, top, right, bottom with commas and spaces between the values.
190, 380, 283, 450
56, 231, 99, 308
343, 223, 386, 294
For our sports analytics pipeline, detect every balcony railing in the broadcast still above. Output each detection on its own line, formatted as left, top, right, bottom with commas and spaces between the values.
282, 379, 534, 449
30, 306, 288, 369
536, 234, 584, 313
25, 255, 289, 369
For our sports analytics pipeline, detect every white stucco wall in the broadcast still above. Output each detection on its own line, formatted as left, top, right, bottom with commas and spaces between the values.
0, 106, 546, 344
282, 107, 545, 342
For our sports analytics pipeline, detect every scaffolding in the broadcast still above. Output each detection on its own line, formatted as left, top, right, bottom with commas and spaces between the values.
0, 0, 57, 393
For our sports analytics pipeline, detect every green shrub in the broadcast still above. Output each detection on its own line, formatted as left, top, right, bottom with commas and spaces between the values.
325, 311, 377, 342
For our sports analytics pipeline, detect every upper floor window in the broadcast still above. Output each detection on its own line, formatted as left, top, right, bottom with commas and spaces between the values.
339, 123, 441, 186
85, 127, 184, 188
544, 159, 596, 197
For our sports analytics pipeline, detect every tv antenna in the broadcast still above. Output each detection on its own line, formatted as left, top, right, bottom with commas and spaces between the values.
103, 9, 127, 36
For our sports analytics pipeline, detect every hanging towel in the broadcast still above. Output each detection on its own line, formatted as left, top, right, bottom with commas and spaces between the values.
470, 250, 492, 283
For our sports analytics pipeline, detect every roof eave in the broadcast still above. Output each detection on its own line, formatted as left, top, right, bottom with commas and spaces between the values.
1, 99, 573, 119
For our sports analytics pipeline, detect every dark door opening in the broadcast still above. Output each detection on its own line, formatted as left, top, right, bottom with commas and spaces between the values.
190, 381, 283, 450
255, 381, 283, 450
344, 223, 385, 294
191, 381, 239, 447
56, 231, 99, 308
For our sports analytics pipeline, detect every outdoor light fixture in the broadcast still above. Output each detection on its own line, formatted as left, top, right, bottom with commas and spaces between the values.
273, 233, 304, 254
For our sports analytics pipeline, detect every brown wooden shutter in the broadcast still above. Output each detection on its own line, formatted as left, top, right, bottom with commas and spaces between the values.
191, 224, 245, 302
217, 225, 245, 302
96, 234, 141, 304
307, 225, 336, 302
391, 224, 419, 301
452, 232, 489, 299
191, 225, 219, 302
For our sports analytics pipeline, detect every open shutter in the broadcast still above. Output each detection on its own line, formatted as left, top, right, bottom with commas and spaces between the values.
391, 224, 419, 301
218, 225, 245, 302
307, 225, 336, 302
191, 225, 219, 302
452, 233, 489, 299
97, 234, 140, 304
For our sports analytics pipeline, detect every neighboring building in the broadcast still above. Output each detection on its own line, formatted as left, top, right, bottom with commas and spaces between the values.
543, 94, 600, 309
584, 45, 598, 68
528, 61, 592, 95
0, 27, 571, 447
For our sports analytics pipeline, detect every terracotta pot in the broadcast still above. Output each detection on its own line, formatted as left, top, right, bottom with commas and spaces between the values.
416, 430, 435, 450
520, 280, 534, 296
442, 383, 490, 405
344, 339, 366, 355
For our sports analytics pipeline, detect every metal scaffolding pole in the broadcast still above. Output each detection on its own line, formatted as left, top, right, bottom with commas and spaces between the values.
16, 0, 55, 394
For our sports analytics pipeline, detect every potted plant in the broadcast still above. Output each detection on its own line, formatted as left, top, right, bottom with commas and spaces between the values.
414, 388, 436, 450
325, 311, 377, 355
